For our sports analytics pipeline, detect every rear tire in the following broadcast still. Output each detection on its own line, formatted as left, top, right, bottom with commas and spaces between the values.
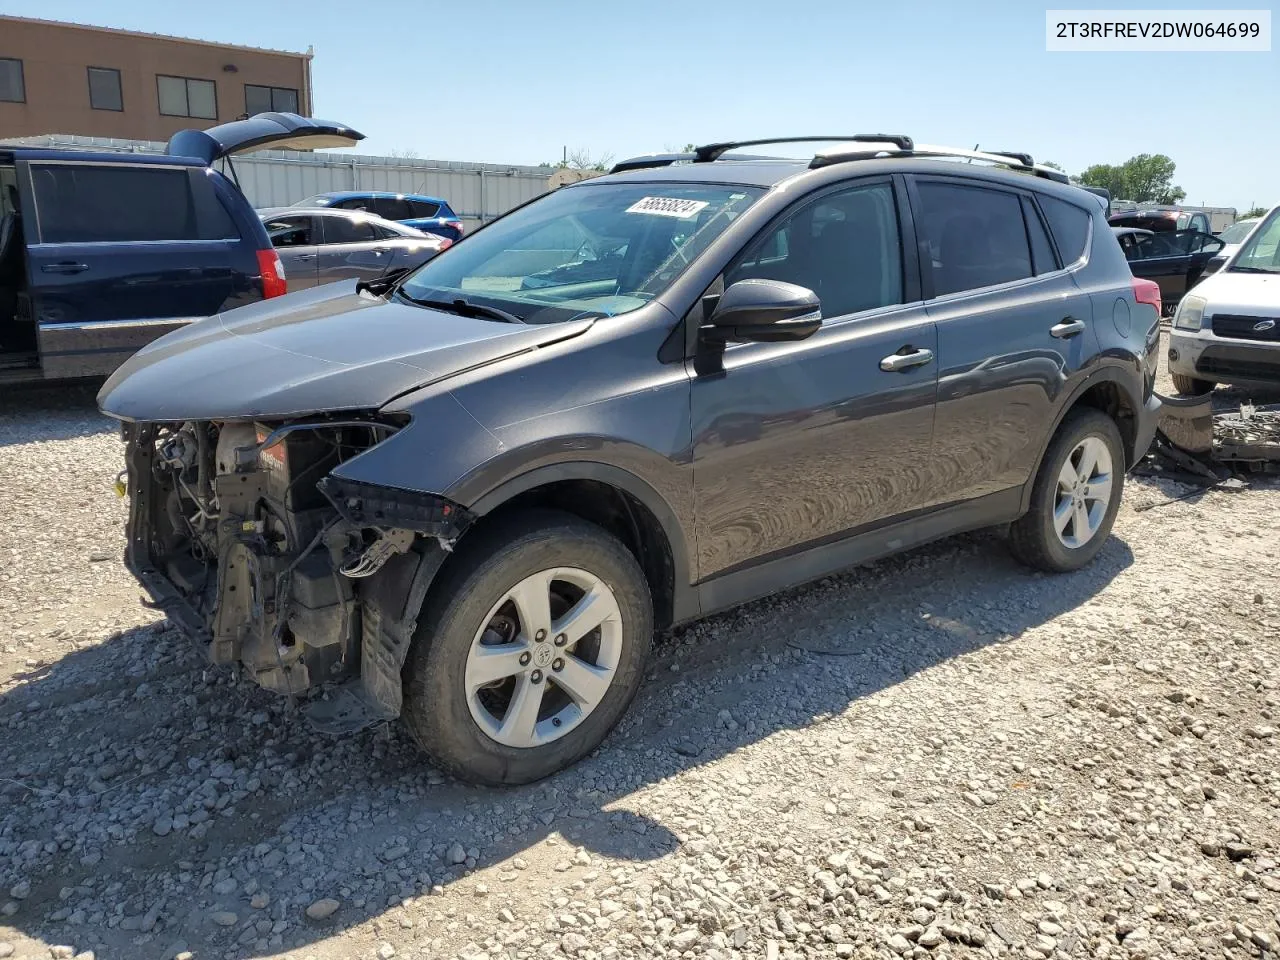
1171, 372, 1215, 395
1008, 409, 1125, 574
402, 510, 652, 786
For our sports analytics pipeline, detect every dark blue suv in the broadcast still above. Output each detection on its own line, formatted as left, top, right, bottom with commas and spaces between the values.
0, 113, 362, 382
290, 191, 465, 243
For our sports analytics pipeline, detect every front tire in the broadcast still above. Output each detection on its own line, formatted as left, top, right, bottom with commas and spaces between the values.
1008, 409, 1125, 573
1171, 372, 1215, 395
402, 510, 653, 786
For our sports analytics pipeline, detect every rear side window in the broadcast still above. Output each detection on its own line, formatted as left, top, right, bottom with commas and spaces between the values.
371, 197, 412, 220
408, 199, 441, 218
32, 164, 205, 243
1038, 195, 1092, 266
322, 216, 377, 244
1022, 197, 1059, 274
914, 181, 1032, 296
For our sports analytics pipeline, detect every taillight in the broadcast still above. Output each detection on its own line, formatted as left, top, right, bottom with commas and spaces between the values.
1131, 276, 1161, 315
257, 249, 287, 299
453, 220, 465, 237
437, 237, 453, 251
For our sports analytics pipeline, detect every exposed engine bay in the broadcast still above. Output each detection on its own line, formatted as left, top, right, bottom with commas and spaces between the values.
120, 417, 469, 730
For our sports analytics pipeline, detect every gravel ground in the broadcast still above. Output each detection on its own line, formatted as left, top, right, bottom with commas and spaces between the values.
2, 351, 1279, 960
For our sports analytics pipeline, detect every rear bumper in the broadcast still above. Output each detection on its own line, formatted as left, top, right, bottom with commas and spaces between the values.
1133, 391, 1162, 467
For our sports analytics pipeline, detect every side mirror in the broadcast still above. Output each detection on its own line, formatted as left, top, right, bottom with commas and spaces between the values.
1203, 254, 1227, 275
702, 279, 822, 344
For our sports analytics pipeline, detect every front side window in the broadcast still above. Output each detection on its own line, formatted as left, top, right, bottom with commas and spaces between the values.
915, 181, 1033, 296
322, 215, 378, 244
158, 75, 217, 120
31, 165, 198, 243
0, 58, 24, 103
399, 182, 763, 324
87, 67, 122, 111
245, 84, 299, 115
727, 182, 903, 318
264, 215, 314, 247
1231, 209, 1280, 274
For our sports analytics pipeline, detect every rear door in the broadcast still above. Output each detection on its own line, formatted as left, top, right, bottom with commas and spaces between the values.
317, 213, 394, 284
20, 159, 243, 379
263, 212, 320, 289
908, 176, 1098, 507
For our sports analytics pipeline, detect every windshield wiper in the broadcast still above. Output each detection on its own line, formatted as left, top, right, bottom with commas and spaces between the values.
400, 293, 525, 324
1228, 265, 1279, 274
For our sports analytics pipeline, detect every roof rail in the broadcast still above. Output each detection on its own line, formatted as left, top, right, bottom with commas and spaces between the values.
810, 142, 1071, 184
693, 134, 914, 163
609, 152, 694, 174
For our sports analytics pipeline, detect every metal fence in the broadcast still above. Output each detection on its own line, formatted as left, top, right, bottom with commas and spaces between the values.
2, 134, 555, 227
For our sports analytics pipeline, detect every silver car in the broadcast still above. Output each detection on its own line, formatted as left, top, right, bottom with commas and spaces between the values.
259, 207, 449, 290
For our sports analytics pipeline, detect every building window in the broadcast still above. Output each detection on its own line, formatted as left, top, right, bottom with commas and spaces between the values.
245, 84, 299, 115
87, 67, 123, 112
0, 58, 24, 103
157, 75, 217, 120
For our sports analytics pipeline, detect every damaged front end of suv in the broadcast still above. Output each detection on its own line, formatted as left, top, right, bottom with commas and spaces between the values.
121, 414, 469, 731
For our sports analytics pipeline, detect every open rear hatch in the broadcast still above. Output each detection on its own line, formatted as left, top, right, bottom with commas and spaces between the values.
166, 112, 365, 165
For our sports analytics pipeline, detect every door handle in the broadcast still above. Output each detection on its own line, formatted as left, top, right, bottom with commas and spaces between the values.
294, 254, 317, 261
41, 262, 89, 274
1050, 318, 1086, 339
879, 347, 934, 372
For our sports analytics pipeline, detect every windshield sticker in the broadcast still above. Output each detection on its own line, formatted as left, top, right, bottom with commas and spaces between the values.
625, 197, 710, 219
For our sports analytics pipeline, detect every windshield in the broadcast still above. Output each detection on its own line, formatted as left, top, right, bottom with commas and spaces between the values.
1218, 219, 1258, 244
1230, 209, 1280, 273
397, 181, 763, 323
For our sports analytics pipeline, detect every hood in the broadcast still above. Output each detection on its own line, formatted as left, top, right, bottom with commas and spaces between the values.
97, 281, 595, 422
166, 113, 364, 165
1194, 270, 1280, 314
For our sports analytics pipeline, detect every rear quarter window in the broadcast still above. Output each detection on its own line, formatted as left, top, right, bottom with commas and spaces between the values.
31, 164, 227, 244
408, 199, 441, 218
1038, 195, 1092, 265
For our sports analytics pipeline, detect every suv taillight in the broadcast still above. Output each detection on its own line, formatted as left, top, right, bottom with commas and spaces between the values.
453, 220, 465, 237
1131, 276, 1161, 315
257, 249, 288, 299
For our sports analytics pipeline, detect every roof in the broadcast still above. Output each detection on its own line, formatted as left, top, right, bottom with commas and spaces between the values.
308, 190, 450, 204
0, 14, 311, 59
0, 146, 202, 167
585, 156, 1097, 201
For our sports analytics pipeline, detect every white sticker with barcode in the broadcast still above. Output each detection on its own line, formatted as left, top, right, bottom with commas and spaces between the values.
625, 196, 709, 219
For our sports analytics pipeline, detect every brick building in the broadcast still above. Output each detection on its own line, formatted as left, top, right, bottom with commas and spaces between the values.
0, 15, 312, 141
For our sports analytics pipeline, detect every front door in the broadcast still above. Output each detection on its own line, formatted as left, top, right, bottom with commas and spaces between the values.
908, 176, 1099, 506
691, 178, 937, 586
262, 213, 320, 289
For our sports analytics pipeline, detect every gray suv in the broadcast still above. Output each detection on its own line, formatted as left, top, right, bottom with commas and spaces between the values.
98, 136, 1161, 785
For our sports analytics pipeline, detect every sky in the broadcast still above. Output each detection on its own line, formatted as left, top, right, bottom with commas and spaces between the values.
6, 0, 1278, 210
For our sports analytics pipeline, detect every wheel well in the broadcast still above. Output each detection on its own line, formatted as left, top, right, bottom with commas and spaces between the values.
459, 479, 676, 629
1071, 380, 1138, 466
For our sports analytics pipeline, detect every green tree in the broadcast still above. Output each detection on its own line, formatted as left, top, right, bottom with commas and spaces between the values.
1079, 154, 1185, 204
1242, 205, 1270, 219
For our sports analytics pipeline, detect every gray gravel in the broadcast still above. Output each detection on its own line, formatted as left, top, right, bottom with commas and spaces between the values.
2, 375, 1279, 960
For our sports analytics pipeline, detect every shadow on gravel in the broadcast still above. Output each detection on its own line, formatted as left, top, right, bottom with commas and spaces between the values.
0, 529, 1133, 959
0, 380, 111, 447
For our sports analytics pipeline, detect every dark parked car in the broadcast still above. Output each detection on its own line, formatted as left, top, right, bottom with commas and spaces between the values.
290, 191, 465, 243
99, 136, 1161, 785
1113, 225, 1224, 312
260, 207, 449, 289
1110, 208, 1211, 234
0, 113, 363, 382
